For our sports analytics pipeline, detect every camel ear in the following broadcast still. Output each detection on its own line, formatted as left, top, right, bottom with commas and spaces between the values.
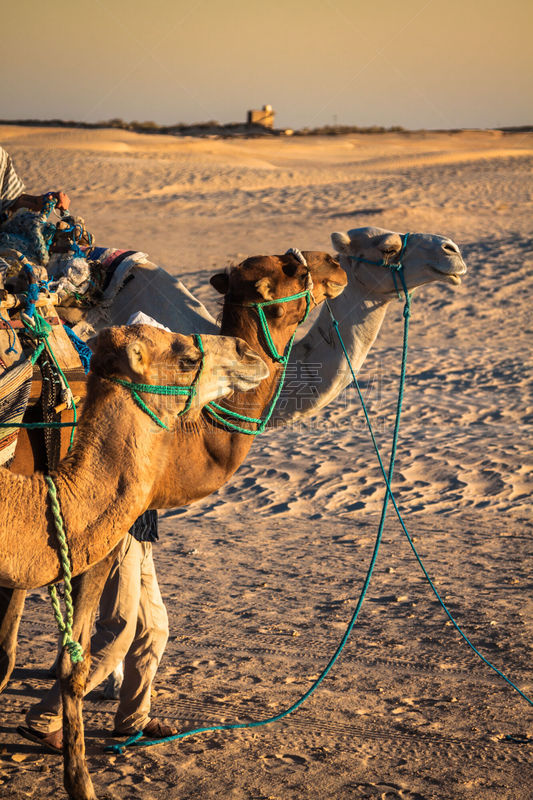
255, 277, 275, 300
125, 340, 150, 377
282, 257, 299, 277
331, 231, 351, 254
210, 273, 230, 295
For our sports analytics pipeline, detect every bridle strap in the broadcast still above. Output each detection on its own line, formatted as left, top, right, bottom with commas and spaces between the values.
206, 249, 314, 432
250, 290, 312, 364
106, 334, 205, 429
350, 232, 410, 302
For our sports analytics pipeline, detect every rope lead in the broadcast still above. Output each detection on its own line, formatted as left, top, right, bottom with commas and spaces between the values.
107, 244, 531, 756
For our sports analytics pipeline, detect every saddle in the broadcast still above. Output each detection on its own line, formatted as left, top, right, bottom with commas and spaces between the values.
0, 202, 142, 474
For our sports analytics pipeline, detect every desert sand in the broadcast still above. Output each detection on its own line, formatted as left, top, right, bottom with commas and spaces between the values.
0, 126, 531, 799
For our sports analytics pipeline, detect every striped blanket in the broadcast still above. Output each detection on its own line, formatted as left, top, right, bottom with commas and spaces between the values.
0, 358, 32, 467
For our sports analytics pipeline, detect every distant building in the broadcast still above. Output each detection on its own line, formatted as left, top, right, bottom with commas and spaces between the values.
247, 104, 275, 129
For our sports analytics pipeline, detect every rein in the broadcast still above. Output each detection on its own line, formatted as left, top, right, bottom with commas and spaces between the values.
106, 334, 205, 429
109, 240, 531, 755
40, 333, 206, 663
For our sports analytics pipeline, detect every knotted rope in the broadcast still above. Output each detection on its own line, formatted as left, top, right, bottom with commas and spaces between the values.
44, 476, 84, 664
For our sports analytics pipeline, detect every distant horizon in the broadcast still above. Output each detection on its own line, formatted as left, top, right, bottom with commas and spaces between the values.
2, 1, 532, 130
0, 116, 531, 134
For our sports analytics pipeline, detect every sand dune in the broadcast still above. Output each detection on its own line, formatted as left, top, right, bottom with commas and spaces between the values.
0, 127, 531, 799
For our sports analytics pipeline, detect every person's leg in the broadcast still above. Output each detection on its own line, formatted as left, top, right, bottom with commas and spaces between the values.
25, 536, 142, 734
113, 542, 169, 734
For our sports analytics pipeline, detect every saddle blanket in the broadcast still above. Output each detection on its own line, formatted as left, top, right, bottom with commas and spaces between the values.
0, 357, 32, 467
87, 247, 148, 306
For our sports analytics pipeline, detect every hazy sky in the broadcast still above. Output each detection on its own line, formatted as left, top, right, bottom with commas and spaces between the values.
2, 0, 531, 129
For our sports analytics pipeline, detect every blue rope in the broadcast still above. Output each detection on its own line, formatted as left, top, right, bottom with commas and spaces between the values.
105, 277, 410, 756
22, 262, 40, 319
106, 247, 531, 756
326, 301, 532, 708
63, 325, 92, 374
0, 310, 18, 354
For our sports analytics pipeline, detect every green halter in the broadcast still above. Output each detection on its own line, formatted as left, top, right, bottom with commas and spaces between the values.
350, 232, 410, 300
206, 285, 313, 435
107, 334, 205, 429
247, 289, 312, 364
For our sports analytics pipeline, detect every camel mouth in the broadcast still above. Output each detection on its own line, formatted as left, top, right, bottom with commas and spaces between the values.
431, 263, 467, 286
444, 273, 462, 285
326, 279, 346, 298
234, 374, 266, 391
233, 360, 270, 391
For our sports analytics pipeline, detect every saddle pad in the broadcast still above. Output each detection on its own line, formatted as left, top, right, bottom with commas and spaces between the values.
0, 358, 32, 467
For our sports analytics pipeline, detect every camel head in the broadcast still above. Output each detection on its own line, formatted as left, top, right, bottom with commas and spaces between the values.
88, 324, 268, 425
331, 226, 467, 298
210, 251, 347, 328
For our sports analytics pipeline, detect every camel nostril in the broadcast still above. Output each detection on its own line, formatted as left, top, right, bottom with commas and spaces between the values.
235, 339, 249, 357
442, 242, 458, 254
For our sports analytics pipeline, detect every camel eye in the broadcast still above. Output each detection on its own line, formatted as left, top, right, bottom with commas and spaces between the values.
180, 357, 199, 371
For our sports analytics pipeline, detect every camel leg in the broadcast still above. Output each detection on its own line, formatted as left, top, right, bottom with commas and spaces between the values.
0, 588, 26, 692
60, 547, 119, 800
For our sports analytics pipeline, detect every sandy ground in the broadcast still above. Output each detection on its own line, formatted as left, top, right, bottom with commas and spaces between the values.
0, 127, 531, 799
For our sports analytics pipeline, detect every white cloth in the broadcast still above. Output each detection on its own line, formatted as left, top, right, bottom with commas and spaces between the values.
126, 311, 171, 331
0, 147, 25, 214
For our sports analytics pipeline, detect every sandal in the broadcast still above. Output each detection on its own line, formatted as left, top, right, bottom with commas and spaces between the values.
17, 725, 63, 754
143, 718, 179, 738
111, 718, 179, 739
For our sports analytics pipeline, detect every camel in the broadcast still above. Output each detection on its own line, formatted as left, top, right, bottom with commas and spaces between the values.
0, 227, 467, 726
269, 226, 467, 423
3, 250, 347, 800
0, 324, 269, 589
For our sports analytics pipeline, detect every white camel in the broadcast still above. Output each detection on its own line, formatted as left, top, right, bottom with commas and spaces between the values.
77, 226, 466, 425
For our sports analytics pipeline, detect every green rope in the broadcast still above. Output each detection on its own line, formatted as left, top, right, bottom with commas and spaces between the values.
106, 335, 205, 429
33, 336, 207, 666
105, 285, 407, 756
44, 476, 84, 664
206, 331, 297, 435
205, 289, 311, 434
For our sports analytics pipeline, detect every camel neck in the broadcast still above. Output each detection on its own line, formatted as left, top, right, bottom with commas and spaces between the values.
0, 383, 166, 589
56, 383, 163, 541
149, 301, 306, 509
270, 268, 392, 424
217, 302, 300, 419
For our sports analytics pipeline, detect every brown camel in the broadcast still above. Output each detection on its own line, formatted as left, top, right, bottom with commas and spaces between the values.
0, 324, 268, 589
2, 251, 347, 800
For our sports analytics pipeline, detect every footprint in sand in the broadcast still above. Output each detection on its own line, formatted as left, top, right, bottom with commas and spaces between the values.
260, 752, 309, 773
346, 783, 427, 800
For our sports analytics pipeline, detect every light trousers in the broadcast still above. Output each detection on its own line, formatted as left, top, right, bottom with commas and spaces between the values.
27, 535, 169, 734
